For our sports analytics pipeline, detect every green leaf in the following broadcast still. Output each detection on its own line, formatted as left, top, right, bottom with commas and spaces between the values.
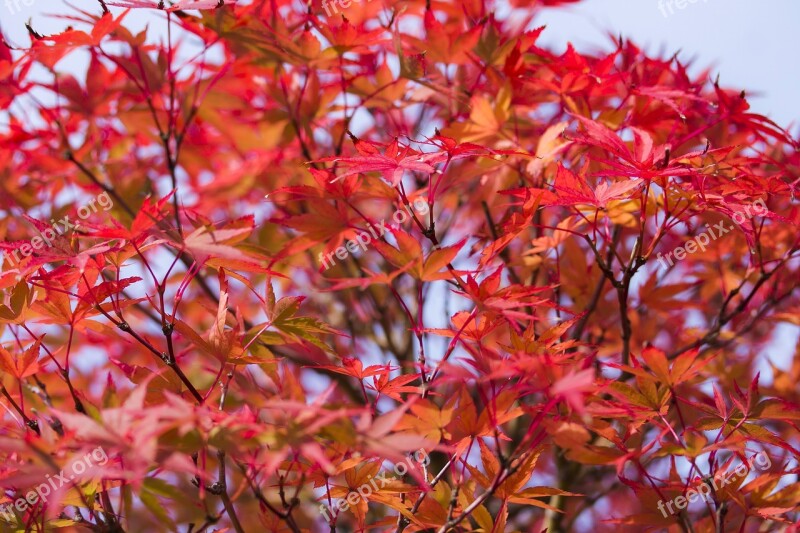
140, 489, 177, 530
143, 477, 186, 501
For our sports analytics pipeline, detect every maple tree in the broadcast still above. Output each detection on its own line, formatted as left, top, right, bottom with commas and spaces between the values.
0, 0, 799, 531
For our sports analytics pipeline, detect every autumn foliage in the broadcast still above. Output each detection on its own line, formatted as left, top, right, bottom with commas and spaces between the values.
1, 0, 800, 531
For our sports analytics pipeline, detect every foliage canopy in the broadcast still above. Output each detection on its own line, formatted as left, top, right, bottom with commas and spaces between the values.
0, 0, 799, 531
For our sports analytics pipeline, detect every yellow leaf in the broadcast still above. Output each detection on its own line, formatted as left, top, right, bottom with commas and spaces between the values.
527, 121, 569, 177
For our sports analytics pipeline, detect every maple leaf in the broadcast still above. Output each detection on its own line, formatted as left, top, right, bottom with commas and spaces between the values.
0, 341, 40, 379
368, 368, 420, 401
444, 86, 513, 143
315, 357, 388, 380
513, 163, 643, 210
322, 138, 442, 187
459, 268, 554, 325
403, 12, 482, 66
551, 368, 595, 414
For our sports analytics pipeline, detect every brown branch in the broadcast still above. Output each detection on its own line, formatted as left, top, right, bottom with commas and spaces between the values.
666, 267, 777, 360
434, 447, 538, 533
0, 385, 39, 435
236, 461, 302, 533
572, 227, 621, 342
215, 450, 245, 533
396, 455, 453, 532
